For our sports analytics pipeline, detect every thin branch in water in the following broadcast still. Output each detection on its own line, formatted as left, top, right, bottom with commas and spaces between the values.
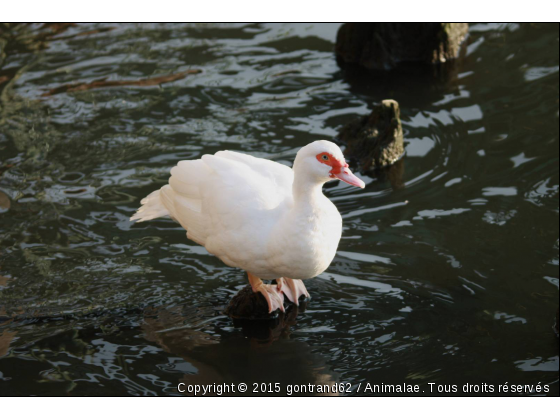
41, 69, 202, 96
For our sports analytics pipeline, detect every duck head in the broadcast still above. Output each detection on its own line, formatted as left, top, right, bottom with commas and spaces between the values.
293, 140, 365, 188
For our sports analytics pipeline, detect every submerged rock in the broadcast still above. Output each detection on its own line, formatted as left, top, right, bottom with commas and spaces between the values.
339, 99, 404, 172
335, 23, 468, 71
230, 303, 301, 342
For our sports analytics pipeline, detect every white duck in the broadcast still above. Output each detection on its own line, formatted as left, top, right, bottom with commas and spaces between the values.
130, 140, 365, 313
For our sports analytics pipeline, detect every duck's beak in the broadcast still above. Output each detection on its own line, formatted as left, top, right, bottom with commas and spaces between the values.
335, 167, 365, 189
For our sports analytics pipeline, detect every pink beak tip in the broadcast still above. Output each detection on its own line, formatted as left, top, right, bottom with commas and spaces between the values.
335, 169, 366, 189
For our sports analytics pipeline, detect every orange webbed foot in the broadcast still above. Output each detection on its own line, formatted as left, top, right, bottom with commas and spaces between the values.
278, 277, 310, 306
248, 272, 285, 313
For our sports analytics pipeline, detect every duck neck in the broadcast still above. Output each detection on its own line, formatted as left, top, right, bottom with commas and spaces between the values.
292, 172, 326, 211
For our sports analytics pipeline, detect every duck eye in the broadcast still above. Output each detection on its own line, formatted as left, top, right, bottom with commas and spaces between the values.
321, 154, 329, 161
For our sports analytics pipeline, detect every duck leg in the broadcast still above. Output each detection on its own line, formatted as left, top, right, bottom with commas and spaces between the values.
278, 277, 310, 305
247, 272, 285, 313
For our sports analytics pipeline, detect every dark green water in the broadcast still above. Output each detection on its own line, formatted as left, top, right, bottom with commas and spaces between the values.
0, 23, 558, 396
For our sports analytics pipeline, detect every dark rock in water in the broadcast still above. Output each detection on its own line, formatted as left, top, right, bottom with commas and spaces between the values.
225, 285, 277, 320
339, 99, 404, 172
335, 23, 468, 71
225, 284, 308, 321
231, 304, 302, 342
377, 158, 405, 191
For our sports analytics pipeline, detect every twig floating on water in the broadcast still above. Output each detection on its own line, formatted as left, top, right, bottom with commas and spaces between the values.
41, 69, 202, 96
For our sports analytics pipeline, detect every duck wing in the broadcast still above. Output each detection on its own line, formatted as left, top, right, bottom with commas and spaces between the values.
161, 151, 293, 267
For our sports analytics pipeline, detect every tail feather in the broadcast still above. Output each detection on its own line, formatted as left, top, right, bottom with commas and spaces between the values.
130, 159, 210, 246
130, 189, 170, 222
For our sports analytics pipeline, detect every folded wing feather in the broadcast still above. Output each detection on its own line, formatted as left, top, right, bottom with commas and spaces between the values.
164, 151, 293, 249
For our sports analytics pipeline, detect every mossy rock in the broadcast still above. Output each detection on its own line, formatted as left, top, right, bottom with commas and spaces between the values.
335, 23, 468, 71
339, 99, 404, 171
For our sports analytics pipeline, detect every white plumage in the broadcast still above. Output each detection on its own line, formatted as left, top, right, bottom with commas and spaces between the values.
131, 140, 365, 312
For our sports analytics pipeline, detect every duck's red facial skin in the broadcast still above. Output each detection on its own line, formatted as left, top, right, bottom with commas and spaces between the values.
315, 152, 348, 178
315, 152, 365, 189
